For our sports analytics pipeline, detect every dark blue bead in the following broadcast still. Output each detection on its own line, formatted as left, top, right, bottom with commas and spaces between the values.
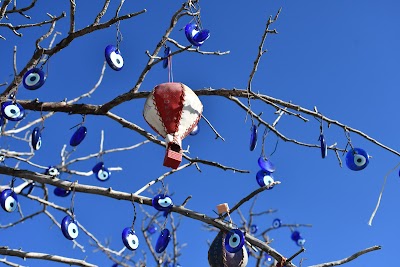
256, 170, 274, 188
163, 46, 171, 69
23, 68, 45, 90
1, 101, 25, 121
291, 230, 301, 242
147, 223, 157, 234
319, 134, 327, 158
105, 45, 124, 71
152, 194, 173, 212
92, 162, 110, 181
54, 187, 71, 197
193, 29, 210, 42
0, 189, 18, 212
258, 157, 276, 173
190, 125, 199, 136
250, 224, 258, 234
31, 127, 42, 150
61, 215, 79, 240
224, 229, 245, 253
70, 126, 87, 147
184, 23, 210, 47
155, 228, 171, 253
272, 218, 281, 228
249, 125, 257, 151
345, 148, 369, 171
122, 227, 139, 250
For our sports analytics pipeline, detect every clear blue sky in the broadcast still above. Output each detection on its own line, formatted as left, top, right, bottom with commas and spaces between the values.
1, 0, 399, 266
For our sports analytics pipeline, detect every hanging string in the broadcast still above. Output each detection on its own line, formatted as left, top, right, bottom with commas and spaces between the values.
116, 21, 123, 51
69, 181, 77, 218
168, 50, 173, 83
10, 177, 16, 190
131, 194, 137, 230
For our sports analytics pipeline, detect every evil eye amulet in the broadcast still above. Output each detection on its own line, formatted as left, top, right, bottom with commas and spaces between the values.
345, 148, 369, 171
54, 187, 71, 197
31, 127, 42, 150
122, 227, 139, 250
152, 194, 173, 212
46, 166, 59, 176
250, 224, 258, 234
1, 101, 25, 121
92, 162, 111, 181
272, 218, 282, 228
297, 238, 306, 246
23, 68, 45, 90
163, 46, 171, 69
291, 230, 301, 242
105, 45, 124, 71
319, 134, 327, 158
224, 229, 245, 253
61, 215, 79, 240
146, 223, 157, 234
184, 22, 210, 47
256, 170, 274, 188
155, 228, 171, 253
0, 189, 18, 212
249, 125, 257, 151
258, 156, 276, 173
70, 126, 87, 147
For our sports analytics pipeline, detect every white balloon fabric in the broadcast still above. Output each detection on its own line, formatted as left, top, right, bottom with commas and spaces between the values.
143, 82, 203, 169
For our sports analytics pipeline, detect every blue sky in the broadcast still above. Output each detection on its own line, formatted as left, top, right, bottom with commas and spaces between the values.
0, 0, 399, 266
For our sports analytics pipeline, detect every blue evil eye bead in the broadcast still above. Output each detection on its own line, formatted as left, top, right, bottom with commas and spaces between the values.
70, 126, 87, 147
185, 22, 210, 47
92, 162, 111, 181
0, 189, 18, 212
250, 224, 258, 234
1, 101, 25, 121
291, 230, 301, 242
163, 46, 171, 69
224, 229, 245, 253
31, 127, 42, 150
23, 68, 45, 90
54, 187, 71, 197
297, 238, 306, 246
190, 125, 199, 136
46, 166, 59, 176
122, 227, 139, 250
272, 218, 281, 228
152, 194, 173, 212
146, 223, 157, 234
345, 148, 369, 171
105, 45, 124, 71
265, 254, 274, 264
319, 134, 327, 158
256, 170, 274, 188
249, 125, 257, 151
112, 264, 118, 267
258, 157, 276, 173
155, 228, 171, 253
61, 215, 79, 240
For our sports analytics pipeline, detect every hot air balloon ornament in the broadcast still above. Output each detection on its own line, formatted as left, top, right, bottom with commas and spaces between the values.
143, 82, 203, 169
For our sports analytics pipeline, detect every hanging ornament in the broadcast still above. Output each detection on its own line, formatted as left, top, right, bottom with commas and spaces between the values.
31, 127, 42, 151
45, 166, 60, 176
143, 82, 203, 169
23, 68, 46, 90
190, 124, 200, 136
92, 162, 111, 181
257, 156, 276, 173
185, 22, 210, 47
122, 200, 139, 250
250, 224, 258, 234
255, 170, 274, 188
249, 125, 257, 151
345, 148, 369, 171
272, 218, 281, 229
1, 100, 25, 121
155, 228, 171, 253
146, 223, 157, 234
152, 194, 173, 212
61, 183, 79, 240
225, 229, 245, 253
105, 45, 124, 71
291, 230, 306, 247
70, 126, 87, 147
319, 134, 327, 158
163, 46, 171, 69
208, 231, 248, 267
54, 187, 71, 197
0, 188, 18, 212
